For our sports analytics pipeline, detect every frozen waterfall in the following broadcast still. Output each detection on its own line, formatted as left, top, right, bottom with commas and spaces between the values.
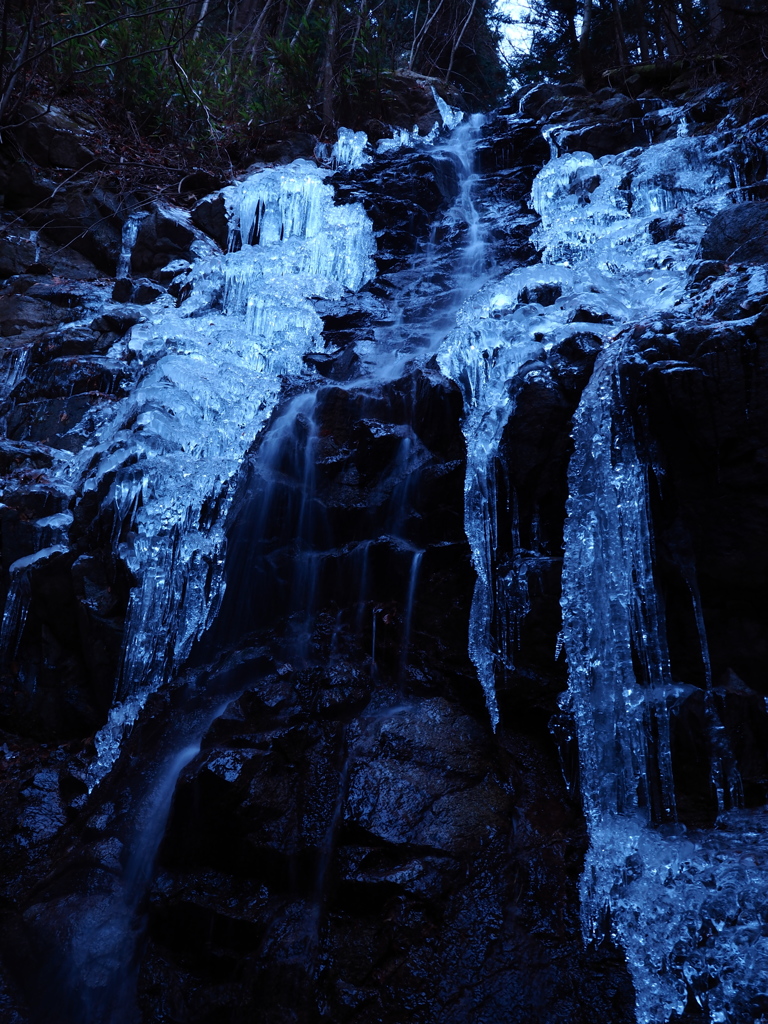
442, 109, 768, 1021
84, 163, 375, 782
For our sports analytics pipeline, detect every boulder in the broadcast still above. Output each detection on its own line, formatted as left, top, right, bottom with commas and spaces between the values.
0, 234, 37, 277
700, 201, 768, 264
551, 118, 653, 158
31, 189, 125, 274
191, 192, 233, 251
518, 83, 563, 120
3, 162, 55, 209
12, 102, 96, 170
130, 205, 198, 277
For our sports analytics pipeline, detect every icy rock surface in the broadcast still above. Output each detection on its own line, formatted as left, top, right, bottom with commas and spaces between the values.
562, 335, 768, 1024
441, 110, 768, 1020
550, 136, 768, 1021
441, 132, 730, 731
79, 162, 374, 783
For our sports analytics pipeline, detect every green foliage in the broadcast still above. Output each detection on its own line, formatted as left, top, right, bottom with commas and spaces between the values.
0, 0, 507, 153
50, 0, 279, 142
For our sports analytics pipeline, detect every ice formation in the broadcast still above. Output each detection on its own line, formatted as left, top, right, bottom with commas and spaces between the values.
544, 139, 768, 1021
331, 127, 372, 169
439, 111, 768, 1020
375, 89, 464, 154
77, 161, 374, 782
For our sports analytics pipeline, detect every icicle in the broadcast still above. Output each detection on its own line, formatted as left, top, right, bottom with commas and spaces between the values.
560, 339, 677, 830
117, 211, 149, 280
84, 160, 375, 788
0, 572, 31, 664
0, 346, 31, 402
331, 127, 371, 170
431, 86, 465, 131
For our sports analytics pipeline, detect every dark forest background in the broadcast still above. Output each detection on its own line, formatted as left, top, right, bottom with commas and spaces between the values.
0, 0, 765, 167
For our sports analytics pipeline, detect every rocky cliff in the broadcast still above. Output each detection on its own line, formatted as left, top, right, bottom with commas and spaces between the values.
0, 73, 767, 1024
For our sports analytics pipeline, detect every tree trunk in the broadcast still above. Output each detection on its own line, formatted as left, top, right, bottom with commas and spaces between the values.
634, 0, 651, 62
444, 0, 476, 83
322, 0, 337, 126
611, 0, 630, 66
349, 0, 368, 62
290, 0, 318, 48
660, 0, 684, 56
708, 0, 723, 38
193, 0, 210, 39
579, 0, 594, 87
246, 0, 276, 58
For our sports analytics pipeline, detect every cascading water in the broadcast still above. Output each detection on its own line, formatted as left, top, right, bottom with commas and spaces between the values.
15, 105, 491, 1024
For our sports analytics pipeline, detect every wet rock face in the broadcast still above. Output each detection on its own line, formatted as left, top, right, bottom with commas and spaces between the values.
8, 86, 768, 1024
617, 313, 768, 822
11, 103, 98, 171
699, 201, 768, 264
331, 150, 454, 270
0, 96, 640, 1024
492, 335, 602, 713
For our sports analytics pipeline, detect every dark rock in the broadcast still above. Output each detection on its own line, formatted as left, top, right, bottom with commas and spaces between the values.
552, 118, 654, 158
344, 699, 506, 853
5, 392, 114, 446
32, 190, 125, 274
0, 234, 37, 277
476, 117, 551, 174
90, 305, 145, 334
569, 303, 614, 324
255, 131, 318, 164
649, 210, 684, 243
12, 102, 96, 170
332, 152, 450, 264
153, 259, 190, 286
191, 192, 231, 251
131, 279, 164, 305
303, 346, 362, 381
355, 73, 450, 136
0, 292, 72, 337
518, 83, 563, 119
3, 162, 55, 210
130, 205, 198, 277
23, 282, 88, 308
9, 355, 131, 405
700, 201, 768, 264
684, 84, 734, 125
518, 281, 562, 306
548, 330, 603, 396
178, 169, 228, 199
111, 278, 133, 303
687, 259, 727, 284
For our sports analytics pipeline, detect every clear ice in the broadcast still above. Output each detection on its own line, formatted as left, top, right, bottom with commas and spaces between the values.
440, 116, 768, 1021
71, 161, 375, 783
545, 140, 768, 1021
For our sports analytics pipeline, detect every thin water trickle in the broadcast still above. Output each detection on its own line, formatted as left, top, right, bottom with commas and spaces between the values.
400, 548, 423, 678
